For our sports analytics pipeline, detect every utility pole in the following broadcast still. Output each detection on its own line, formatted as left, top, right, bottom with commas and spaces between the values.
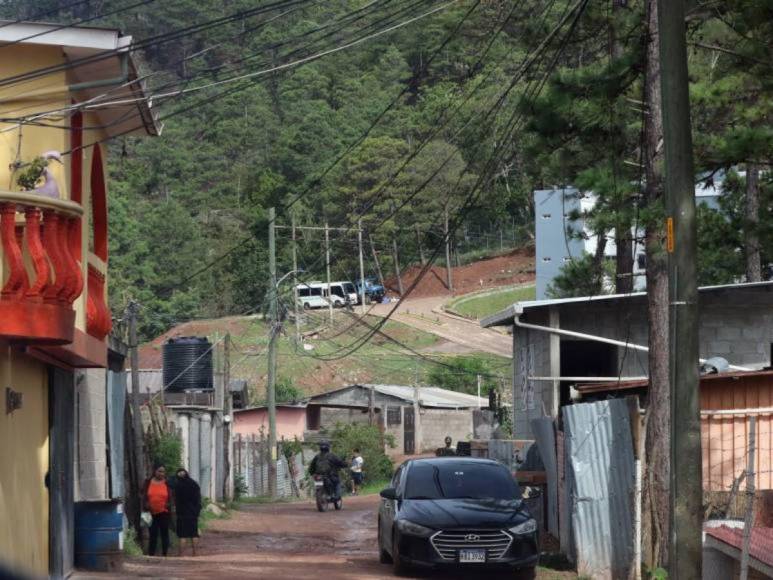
477, 374, 482, 408
740, 416, 756, 580
223, 333, 232, 500
325, 221, 333, 324
358, 218, 366, 314
369, 233, 385, 290
267, 207, 278, 498
444, 204, 453, 292
127, 301, 146, 531
292, 214, 300, 341
392, 236, 404, 297
657, 1, 702, 577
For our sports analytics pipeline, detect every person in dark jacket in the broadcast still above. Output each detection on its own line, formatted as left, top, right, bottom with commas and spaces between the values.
173, 468, 202, 556
309, 440, 347, 500
143, 464, 172, 557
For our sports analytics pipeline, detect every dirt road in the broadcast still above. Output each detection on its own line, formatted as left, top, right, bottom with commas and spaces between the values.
73, 495, 573, 580
371, 296, 512, 358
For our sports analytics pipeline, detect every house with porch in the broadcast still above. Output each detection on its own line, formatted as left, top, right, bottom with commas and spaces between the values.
0, 21, 158, 577
481, 282, 773, 439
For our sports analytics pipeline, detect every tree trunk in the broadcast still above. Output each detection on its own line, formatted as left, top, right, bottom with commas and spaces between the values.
592, 232, 608, 293
745, 164, 762, 282
616, 227, 634, 293
416, 224, 427, 266
642, 0, 670, 569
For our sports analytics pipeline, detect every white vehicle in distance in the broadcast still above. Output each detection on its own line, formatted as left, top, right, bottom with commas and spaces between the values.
296, 281, 357, 309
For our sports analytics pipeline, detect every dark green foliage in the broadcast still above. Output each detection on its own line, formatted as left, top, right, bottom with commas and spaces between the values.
427, 356, 498, 396
146, 431, 184, 474
330, 422, 394, 485
546, 252, 612, 298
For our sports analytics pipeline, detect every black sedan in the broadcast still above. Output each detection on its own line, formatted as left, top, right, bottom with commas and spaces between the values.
377, 457, 538, 577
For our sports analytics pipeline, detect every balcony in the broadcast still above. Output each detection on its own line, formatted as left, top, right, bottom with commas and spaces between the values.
0, 191, 84, 344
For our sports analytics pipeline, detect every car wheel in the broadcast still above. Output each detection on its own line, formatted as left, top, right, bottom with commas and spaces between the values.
378, 521, 392, 564
315, 494, 327, 512
392, 529, 409, 576
334, 498, 343, 510
303, 302, 310, 310
514, 566, 536, 580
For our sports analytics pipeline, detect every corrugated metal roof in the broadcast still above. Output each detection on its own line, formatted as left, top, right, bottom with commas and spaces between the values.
706, 525, 773, 568
481, 280, 773, 328
364, 384, 488, 408
563, 399, 635, 580
576, 369, 773, 394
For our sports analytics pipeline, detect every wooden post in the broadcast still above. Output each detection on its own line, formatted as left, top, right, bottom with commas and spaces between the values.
392, 236, 404, 297
325, 221, 333, 323
292, 215, 300, 341
369, 233, 386, 290
444, 205, 453, 292
740, 416, 756, 580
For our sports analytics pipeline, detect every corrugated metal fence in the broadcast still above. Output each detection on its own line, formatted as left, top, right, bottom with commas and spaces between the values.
562, 399, 636, 580
234, 435, 312, 498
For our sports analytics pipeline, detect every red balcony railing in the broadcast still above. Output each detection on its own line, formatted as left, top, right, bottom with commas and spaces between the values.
0, 191, 84, 344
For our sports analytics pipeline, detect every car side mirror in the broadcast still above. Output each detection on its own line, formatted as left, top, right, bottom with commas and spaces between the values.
380, 487, 398, 500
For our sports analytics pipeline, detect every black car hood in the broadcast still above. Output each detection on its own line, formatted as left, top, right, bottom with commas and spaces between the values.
399, 498, 529, 529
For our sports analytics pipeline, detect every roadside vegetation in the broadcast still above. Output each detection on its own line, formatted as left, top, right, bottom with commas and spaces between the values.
446, 285, 536, 320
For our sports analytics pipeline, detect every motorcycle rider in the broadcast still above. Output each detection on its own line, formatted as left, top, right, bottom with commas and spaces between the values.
309, 440, 347, 501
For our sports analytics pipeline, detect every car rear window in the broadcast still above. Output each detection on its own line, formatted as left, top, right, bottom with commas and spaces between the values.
404, 462, 521, 501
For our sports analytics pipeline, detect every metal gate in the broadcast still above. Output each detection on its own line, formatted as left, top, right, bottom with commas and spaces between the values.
49, 368, 74, 578
404, 407, 415, 455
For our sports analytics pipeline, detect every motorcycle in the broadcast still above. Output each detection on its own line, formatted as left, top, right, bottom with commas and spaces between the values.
313, 474, 342, 512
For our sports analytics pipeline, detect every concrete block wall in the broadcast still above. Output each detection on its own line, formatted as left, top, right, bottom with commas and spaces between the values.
74, 369, 109, 501
384, 406, 404, 457
419, 409, 474, 453
320, 407, 371, 428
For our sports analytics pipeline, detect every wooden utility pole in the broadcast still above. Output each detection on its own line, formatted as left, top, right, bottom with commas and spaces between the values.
643, 0, 670, 568
392, 236, 404, 297
267, 207, 278, 498
126, 301, 146, 542
325, 221, 333, 323
358, 219, 366, 314
444, 205, 453, 292
369, 233, 385, 290
223, 333, 232, 500
658, 1, 702, 577
292, 215, 300, 341
740, 416, 756, 580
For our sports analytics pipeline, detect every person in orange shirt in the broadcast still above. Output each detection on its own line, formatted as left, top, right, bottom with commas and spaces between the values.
143, 464, 172, 556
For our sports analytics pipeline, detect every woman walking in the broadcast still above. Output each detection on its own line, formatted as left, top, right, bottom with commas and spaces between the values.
173, 468, 202, 556
143, 464, 172, 557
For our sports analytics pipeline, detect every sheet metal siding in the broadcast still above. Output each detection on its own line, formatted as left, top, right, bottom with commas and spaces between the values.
564, 399, 635, 580
531, 418, 559, 537
106, 370, 125, 498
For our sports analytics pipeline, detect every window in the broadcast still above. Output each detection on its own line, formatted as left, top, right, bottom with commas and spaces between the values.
344, 283, 355, 294
331, 285, 345, 298
637, 253, 647, 269
404, 462, 521, 501
311, 287, 322, 297
387, 406, 402, 426
391, 467, 403, 489
299, 288, 310, 297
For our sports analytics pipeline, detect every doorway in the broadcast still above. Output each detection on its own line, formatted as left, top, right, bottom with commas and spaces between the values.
560, 340, 617, 406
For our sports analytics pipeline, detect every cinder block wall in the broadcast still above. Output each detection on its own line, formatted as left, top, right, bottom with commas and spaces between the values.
384, 406, 405, 457
420, 409, 474, 453
74, 369, 108, 501
320, 407, 371, 428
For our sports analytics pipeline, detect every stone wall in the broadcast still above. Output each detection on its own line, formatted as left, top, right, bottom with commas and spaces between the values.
74, 369, 108, 501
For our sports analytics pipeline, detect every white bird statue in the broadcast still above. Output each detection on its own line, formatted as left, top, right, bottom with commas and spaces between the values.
33, 151, 63, 199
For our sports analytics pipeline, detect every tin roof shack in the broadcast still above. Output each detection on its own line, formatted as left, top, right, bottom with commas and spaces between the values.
481, 282, 773, 439
306, 384, 488, 456
704, 522, 773, 580
233, 403, 308, 441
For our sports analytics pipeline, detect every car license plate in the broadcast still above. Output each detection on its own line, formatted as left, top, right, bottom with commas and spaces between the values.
314, 480, 324, 488
459, 549, 486, 563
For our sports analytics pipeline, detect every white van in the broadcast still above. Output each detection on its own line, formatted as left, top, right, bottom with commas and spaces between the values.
296, 281, 358, 309
296, 283, 328, 309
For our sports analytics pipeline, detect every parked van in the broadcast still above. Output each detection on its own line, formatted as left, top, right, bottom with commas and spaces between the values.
296, 281, 357, 309
296, 283, 328, 309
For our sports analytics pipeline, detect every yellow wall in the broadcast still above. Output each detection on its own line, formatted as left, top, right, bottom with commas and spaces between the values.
0, 350, 49, 575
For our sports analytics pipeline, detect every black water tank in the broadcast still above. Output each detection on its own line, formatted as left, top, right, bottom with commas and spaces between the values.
162, 337, 214, 392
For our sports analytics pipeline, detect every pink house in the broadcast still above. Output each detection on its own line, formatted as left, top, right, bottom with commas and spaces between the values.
233, 403, 308, 441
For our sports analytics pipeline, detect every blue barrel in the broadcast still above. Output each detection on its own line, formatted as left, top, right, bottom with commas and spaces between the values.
74, 500, 124, 572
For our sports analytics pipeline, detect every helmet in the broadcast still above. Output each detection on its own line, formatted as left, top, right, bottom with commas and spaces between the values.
444, 436, 452, 446
319, 440, 331, 452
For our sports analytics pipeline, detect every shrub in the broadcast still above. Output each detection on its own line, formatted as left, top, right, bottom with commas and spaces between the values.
146, 430, 183, 474
427, 356, 498, 395
233, 473, 248, 501
329, 423, 394, 486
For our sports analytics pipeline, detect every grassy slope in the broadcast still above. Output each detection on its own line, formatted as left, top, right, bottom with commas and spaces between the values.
182, 311, 510, 402
446, 285, 536, 320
